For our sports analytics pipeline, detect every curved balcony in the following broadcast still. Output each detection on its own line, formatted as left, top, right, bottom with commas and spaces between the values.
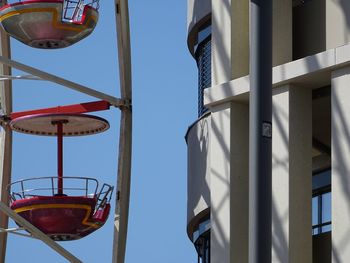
185, 113, 211, 238
187, 0, 211, 55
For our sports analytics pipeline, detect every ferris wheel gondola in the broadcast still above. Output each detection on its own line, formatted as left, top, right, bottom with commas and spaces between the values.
0, 0, 133, 260
6, 102, 114, 241
0, 0, 100, 48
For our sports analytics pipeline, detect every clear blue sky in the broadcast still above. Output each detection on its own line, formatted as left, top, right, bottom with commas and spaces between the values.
5, 0, 198, 262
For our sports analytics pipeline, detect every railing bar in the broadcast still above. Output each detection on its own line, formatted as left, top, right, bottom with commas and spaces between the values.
20, 181, 24, 199
9, 177, 110, 198
85, 179, 88, 197
10, 176, 99, 184
95, 180, 98, 196
51, 178, 54, 196
312, 221, 331, 229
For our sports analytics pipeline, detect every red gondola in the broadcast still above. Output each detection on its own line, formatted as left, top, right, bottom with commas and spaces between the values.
8, 109, 113, 241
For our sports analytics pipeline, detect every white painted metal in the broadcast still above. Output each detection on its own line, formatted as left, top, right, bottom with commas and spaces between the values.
0, 2, 132, 263
113, 0, 132, 262
0, 55, 125, 107
0, 227, 35, 239
0, 227, 24, 233
0, 75, 42, 81
0, 201, 82, 263
0, 18, 12, 263
2, 231, 34, 239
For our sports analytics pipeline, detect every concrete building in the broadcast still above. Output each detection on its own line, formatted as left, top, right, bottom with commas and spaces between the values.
185, 1, 350, 262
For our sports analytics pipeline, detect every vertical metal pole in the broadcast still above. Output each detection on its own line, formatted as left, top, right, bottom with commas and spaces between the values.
0, 3, 12, 260
112, 0, 132, 262
57, 122, 63, 195
249, 0, 272, 262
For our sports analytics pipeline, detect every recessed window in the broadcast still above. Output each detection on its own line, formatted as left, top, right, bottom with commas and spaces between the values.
195, 25, 211, 117
195, 231, 210, 263
312, 169, 331, 235
193, 218, 210, 263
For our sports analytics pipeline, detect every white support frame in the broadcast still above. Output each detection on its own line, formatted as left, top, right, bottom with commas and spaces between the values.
0, 227, 36, 238
0, 201, 82, 262
0, 55, 126, 108
0, 75, 42, 81
0, 0, 133, 261
112, 0, 132, 262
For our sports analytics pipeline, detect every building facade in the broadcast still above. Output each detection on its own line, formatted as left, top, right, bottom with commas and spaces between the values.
185, 1, 350, 262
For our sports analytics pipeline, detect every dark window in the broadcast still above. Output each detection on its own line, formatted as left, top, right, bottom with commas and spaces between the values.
195, 231, 210, 263
195, 25, 211, 117
312, 169, 331, 235
193, 218, 210, 263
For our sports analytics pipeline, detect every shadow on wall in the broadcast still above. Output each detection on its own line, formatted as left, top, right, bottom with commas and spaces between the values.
331, 90, 350, 263
190, 0, 350, 262
187, 0, 211, 55
271, 99, 289, 262
338, 0, 350, 44
187, 115, 210, 234
210, 107, 231, 263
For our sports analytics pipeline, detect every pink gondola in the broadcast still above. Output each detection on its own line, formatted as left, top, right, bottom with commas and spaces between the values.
7, 102, 113, 241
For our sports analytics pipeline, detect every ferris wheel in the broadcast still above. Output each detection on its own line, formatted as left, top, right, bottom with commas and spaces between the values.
0, 0, 132, 262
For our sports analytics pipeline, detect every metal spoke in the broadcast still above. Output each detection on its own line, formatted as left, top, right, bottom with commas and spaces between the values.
0, 201, 82, 263
113, 0, 132, 262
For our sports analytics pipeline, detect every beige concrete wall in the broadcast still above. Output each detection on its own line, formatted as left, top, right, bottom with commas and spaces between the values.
331, 66, 350, 262
186, 115, 211, 228
210, 103, 231, 263
272, 85, 312, 263
187, 0, 211, 54
273, 0, 292, 66
326, 0, 350, 50
212, 0, 250, 84
212, 0, 232, 85
231, 0, 249, 78
209, 101, 249, 263
230, 102, 249, 263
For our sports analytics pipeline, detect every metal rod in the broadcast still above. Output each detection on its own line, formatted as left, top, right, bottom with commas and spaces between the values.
0, 74, 42, 81
0, 201, 82, 262
57, 122, 63, 195
249, 0, 272, 262
112, 0, 132, 262
113, 109, 132, 263
0, 55, 125, 108
0, 227, 23, 233
0, 13, 12, 262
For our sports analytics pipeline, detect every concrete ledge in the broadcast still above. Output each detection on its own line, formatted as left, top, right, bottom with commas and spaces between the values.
204, 43, 350, 107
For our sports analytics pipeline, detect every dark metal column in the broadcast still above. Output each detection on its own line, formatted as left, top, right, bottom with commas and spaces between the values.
52, 120, 65, 195
249, 0, 272, 262
57, 122, 63, 195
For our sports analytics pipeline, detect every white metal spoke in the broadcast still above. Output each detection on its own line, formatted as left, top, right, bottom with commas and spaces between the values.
0, 55, 125, 107
0, 227, 24, 233
0, 201, 82, 263
0, 74, 42, 81
113, 0, 132, 262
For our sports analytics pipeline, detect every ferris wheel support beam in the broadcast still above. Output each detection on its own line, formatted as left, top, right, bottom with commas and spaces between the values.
0, 201, 82, 263
113, 0, 132, 262
0, 55, 127, 108
0, 16, 12, 263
